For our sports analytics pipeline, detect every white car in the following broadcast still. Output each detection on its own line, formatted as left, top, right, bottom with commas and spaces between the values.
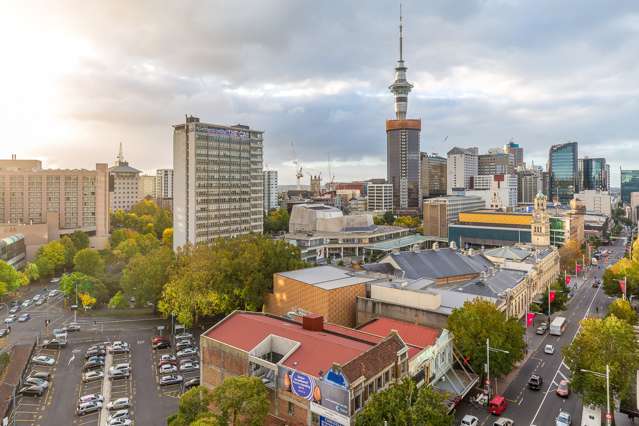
79, 394, 104, 404
107, 409, 130, 422
160, 354, 176, 363
25, 377, 49, 389
31, 355, 55, 366
544, 344, 555, 355
82, 371, 104, 383
4, 315, 16, 324
556, 410, 571, 426
159, 364, 177, 374
179, 361, 200, 372
461, 415, 479, 426
106, 397, 130, 410
107, 419, 132, 426
21, 299, 32, 308
176, 347, 198, 358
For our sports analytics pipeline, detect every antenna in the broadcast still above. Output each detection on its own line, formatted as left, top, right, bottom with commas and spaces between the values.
399, 3, 403, 61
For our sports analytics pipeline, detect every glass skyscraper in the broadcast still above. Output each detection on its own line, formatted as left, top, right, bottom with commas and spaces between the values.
579, 158, 607, 191
621, 170, 639, 204
548, 142, 578, 204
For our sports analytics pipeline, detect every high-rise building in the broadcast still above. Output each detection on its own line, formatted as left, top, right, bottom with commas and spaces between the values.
422, 195, 485, 239
173, 116, 263, 248
263, 170, 278, 212
467, 174, 518, 210
621, 169, 639, 205
578, 157, 607, 191
155, 169, 174, 199
574, 190, 612, 217
446, 147, 478, 195
517, 168, 544, 204
504, 141, 524, 168
548, 142, 578, 204
478, 152, 513, 175
139, 175, 156, 199
367, 183, 393, 213
386, 10, 420, 213
420, 153, 447, 199
109, 143, 141, 212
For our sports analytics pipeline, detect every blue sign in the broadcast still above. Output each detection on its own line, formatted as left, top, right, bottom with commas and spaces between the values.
320, 416, 344, 426
290, 371, 314, 400
325, 368, 347, 388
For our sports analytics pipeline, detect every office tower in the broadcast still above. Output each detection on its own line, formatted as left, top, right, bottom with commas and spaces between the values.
446, 147, 478, 195
621, 169, 639, 204
386, 9, 421, 213
517, 168, 544, 204
0, 156, 109, 248
478, 152, 514, 175
263, 170, 278, 212
466, 174, 518, 209
173, 116, 263, 248
578, 157, 607, 191
140, 175, 156, 199
504, 141, 524, 168
109, 143, 141, 211
605, 164, 611, 191
155, 169, 174, 199
548, 142, 578, 204
367, 183, 393, 213
420, 153, 447, 198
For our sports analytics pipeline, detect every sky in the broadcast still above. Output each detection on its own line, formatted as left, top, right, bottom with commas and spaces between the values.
1, 1, 638, 186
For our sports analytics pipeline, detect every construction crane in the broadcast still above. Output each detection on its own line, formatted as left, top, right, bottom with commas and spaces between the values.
290, 141, 304, 190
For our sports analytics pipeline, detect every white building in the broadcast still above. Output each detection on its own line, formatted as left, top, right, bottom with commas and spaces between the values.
466, 174, 518, 210
173, 116, 263, 249
263, 170, 278, 212
447, 147, 478, 195
367, 183, 393, 213
109, 143, 141, 212
574, 190, 612, 217
139, 175, 156, 199
155, 169, 174, 199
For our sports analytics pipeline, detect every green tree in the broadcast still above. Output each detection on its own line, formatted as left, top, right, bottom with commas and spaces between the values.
447, 299, 525, 378
69, 231, 90, 250
607, 298, 638, 325
0, 261, 22, 293
114, 239, 140, 262
136, 233, 161, 255
158, 235, 306, 327
168, 386, 214, 426
355, 378, 452, 426
131, 199, 160, 217
24, 262, 40, 283
564, 315, 639, 411
110, 228, 138, 248
153, 209, 172, 239
162, 228, 173, 247
263, 208, 289, 234
603, 257, 639, 297
73, 248, 105, 277
61, 236, 77, 269
59, 272, 109, 305
210, 376, 269, 426
533, 278, 569, 315
121, 247, 174, 307
393, 215, 421, 228
107, 291, 128, 309
35, 241, 66, 277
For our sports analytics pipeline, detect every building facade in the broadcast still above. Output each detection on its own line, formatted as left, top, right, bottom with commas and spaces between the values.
447, 147, 478, 195
155, 169, 174, 199
263, 170, 279, 212
420, 153, 447, 199
621, 170, 639, 205
579, 158, 607, 192
172, 116, 263, 248
531, 193, 550, 247
467, 174, 518, 210
367, 183, 393, 213
139, 175, 155, 199
574, 190, 612, 217
422, 196, 485, 239
504, 141, 524, 168
517, 168, 544, 204
548, 142, 578, 204
109, 144, 141, 212
478, 152, 513, 175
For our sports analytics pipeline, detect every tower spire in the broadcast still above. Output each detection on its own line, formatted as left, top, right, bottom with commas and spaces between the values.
389, 3, 413, 120
399, 3, 403, 62
117, 142, 124, 165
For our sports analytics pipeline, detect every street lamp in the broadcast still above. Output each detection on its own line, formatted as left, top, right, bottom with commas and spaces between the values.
581, 364, 611, 426
486, 338, 510, 400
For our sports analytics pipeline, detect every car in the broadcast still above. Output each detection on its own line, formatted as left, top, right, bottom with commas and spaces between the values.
83, 360, 105, 371
556, 379, 570, 397
160, 364, 178, 374
32, 355, 55, 366
18, 313, 31, 322
8, 306, 20, 314
106, 397, 130, 410
49, 277, 61, 284
86, 348, 106, 358
48, 290, 59, 297
107, 419, 132, 426
111, 340, 129, 348
536, 325, 547, 335
175, 332, 193, 340
158, 360, 177, 370
461, 415, 479, 426
19, 385, 45, 397
109, 369, 130, 380
160, 354, 176, 363
35, 298, 45, 306
107, 409, 130, 422
110, 344, 130, 354
87, 344, 106, 351
179, 361, 200, 372
113, 363, 130, 372
42, 339, 65, 349
29, 371, 51, 381
176, 347, 198, 358
183, 377, 200, 390
556, 410, 571, 425
25, 377, 49, 389
79, 393, 104, 404
152, 335, 170, 344
66, 323, 81, 332
528, 374, 543, 390
152, 340, 171, 350
4, 315, 17, 324
544, 344, 555, 355
0, 328, 10, 337
21, 299, 32, 308
160, 374, 183, 386
77, 401, 102, 416
176, 341, 194, 351
492, 419, 514, 426
82, 370, 104, 383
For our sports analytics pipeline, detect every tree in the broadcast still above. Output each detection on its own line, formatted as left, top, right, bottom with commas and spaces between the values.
61, 236, 77, 269
355, 378, 452, 426
533, 278, 569, 315
168, 386, 214, 426
210, 376, 269, 426
393, 216, 421, 229
162, 228, 173, 247
158, 235, 307, 327
108, 291, 128, 309
564, 315, 639, 411
120, 247, 174, 307
24, 263, 40, 283
78, 292, 97, 310
153, 209, 172, 239
114, 239, 140, 262
263, 208, 289, 234
59, 272, 109, 305
0, 261, 23, 293
603, 257, 639, 297
607, 299, 637, 325
69, 231, 90, 250
73, 248, 105, 277
559, 239, 583, 272
35, 241, 66, 277
447, 299, 525, 378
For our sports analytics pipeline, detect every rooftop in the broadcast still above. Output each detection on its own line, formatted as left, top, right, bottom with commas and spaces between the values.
358, 317, 441, 349
365, 234, 429, 251
277, 266, 376, 290
387, 248, 492, 280
484, 246, 531, 261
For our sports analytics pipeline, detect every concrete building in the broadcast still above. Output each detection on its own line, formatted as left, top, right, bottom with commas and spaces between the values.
0, 157, 109, 254
422, 196, 485, 239
109, 143, 141, 212
139, 175, 155, 199
504, 141, 524, 168
478, 152, 513, 175
447, 147, 478, 195
621, 170, 639, 205
574, 190, 612, 217
420, 153, 447, 199
517, 168, 544, 204
263, 170, 279, 212
155, 169, 174, 199
466, 174, 518, 210
548, 142, 579, 204
367, 183, 393, 213
172, 116, 264, 248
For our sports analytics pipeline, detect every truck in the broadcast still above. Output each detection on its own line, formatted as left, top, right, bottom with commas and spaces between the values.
549, 316, 567, 336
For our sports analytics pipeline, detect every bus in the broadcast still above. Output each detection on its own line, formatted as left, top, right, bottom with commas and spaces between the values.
549, 316, 567, 336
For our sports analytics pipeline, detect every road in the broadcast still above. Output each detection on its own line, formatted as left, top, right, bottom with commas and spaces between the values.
455, 237, 628, 425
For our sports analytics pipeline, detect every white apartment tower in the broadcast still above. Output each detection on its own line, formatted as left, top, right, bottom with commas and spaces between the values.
109, 143, 141, 212
367, 183, 394, 213
155, 169, 174, 199
263, 170, 278, 212
447, 147, 478, 195
173, 116, 263, 249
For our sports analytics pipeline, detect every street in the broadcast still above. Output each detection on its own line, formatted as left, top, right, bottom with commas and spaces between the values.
455, 237, 629, 425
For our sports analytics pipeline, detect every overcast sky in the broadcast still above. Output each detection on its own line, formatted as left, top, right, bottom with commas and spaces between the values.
1, 1, 638, 186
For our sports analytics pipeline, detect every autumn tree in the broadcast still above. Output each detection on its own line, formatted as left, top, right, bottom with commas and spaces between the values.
263, 208, 290, 234
73, 248, 105, 278
447, 299, 525, 378
606, 298, 637, 325
120, 247, 174, 307
603, 257, 639, 297
393, 215, 421, 229
210, 376, 269, 426
60, 272, 108, 305
78, 292, 97, 310
558, 239, 583, 272
34, 241, 66, 277
69, 231, 90, 250
162, 228, 173, 247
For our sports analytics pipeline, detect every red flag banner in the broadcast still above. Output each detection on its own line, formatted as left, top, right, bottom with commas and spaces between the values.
619, 279, 626, 294
565, 275, 571, 286
576, 264, 582, 274
526, 312, 536, 327
549, 290, 556, 303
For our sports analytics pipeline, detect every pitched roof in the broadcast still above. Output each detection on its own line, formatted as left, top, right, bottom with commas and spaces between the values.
484, 246, 531, 261
357, 317, 441, 349
341, 333, 406, 383
388, 248, 492, 280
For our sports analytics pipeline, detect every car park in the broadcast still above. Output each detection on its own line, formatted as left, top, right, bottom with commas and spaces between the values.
160, 364, 178, 374
528, 374, 543, 390
18, 313, 31, 322
25, 377, 49, 389
556, 379, 570, 397
179, 361, 199, 372
32, 355, 55, 366
77, 401, 103, 416
0, 328, 10, 337
107, 397, 130, 410
183, 377, 200, 390
544, 344, 555, 355
79, 394, 104, 404
18, 385, 45, 397
556, 410, 571, 426
82, 370, 105, 383
176, 347, 197, 358
160, 374, 183, 386
4, 315, 16, 324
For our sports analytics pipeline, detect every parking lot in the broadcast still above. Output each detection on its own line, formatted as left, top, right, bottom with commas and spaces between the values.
151, 332, 200, 399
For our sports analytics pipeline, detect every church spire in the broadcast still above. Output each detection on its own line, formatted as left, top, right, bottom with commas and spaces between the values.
389, 3, 413, 120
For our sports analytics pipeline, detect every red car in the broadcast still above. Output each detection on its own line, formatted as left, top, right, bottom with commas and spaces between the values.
488, 395, 507, 415
158, 360, 177, 369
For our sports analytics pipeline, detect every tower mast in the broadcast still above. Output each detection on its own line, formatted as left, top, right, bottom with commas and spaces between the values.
388, 3, 413, 120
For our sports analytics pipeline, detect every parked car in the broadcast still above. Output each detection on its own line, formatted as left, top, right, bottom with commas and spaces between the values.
179, 361, 200, 372
85, 348, 106, 358
107, 409, 130, 421
35, 298, 45, 306
556, 379, 570, 397
493, 419, 514, 426
0, 328, 10, 337
18, 313, 31, 322
19, 385, 45, 397
461, 415, 479, 426
160, 354, 176, 363
528, 374, 543, 390
158, 359, 177, 369
159, 364, 178, 374
79, 394, 104, 404
110, 344, 130, 354
555, 410, 571, 426
29, 371, 51, 381
106, 397, 130, 410
21, 299, 32, 308
83, 360, 105, 371
109, 369, 130, 380
152, 340, 171, 350
66, 322, 81, 332
8, 306, 20, 314
77, 401, 102, 416
176, 341, 194, 351
4, 315, 17, 324
544, 344, 555, 355
152, 335, 170, 345
175, 332, 193, 340
42, 339, 65, 349
176, 347, 198, 358
25, 377, 49, 389
82, 371, 104, 383
536, 325, 547, 335
86, 355, 106, 364
160, 374, 183, 386
32, 355, 55, 366
107, 419, 132, 426
183, 377, 200, 390
112, 363, 130, 372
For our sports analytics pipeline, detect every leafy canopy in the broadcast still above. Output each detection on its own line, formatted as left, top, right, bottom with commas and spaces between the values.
606, 298, 637, 325
73, 248, 105, 278
210, 376, 269, 426
120, 246, 174, 307
168, 386, 213, 426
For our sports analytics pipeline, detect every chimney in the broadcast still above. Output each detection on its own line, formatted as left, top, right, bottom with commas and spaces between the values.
302, 313, 324, 332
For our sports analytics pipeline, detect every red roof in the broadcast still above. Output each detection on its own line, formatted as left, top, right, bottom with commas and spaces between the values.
357, 317, 441, 349
204, 312, 375, 377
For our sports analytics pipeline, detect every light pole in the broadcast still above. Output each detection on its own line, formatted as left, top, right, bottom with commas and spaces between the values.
486, 338, 510, 400
74, 282, 78, 323
581, 364, 611, 426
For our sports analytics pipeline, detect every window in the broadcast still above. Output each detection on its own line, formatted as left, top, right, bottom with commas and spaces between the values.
384, 370, 390, 384
376, 376, 382, 389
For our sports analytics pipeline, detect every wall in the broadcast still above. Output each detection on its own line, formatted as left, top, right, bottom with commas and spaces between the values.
200, 336, 249, 390
422, 203, 447, 238
370, 285, 441, 311
356, 296, 449, 329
